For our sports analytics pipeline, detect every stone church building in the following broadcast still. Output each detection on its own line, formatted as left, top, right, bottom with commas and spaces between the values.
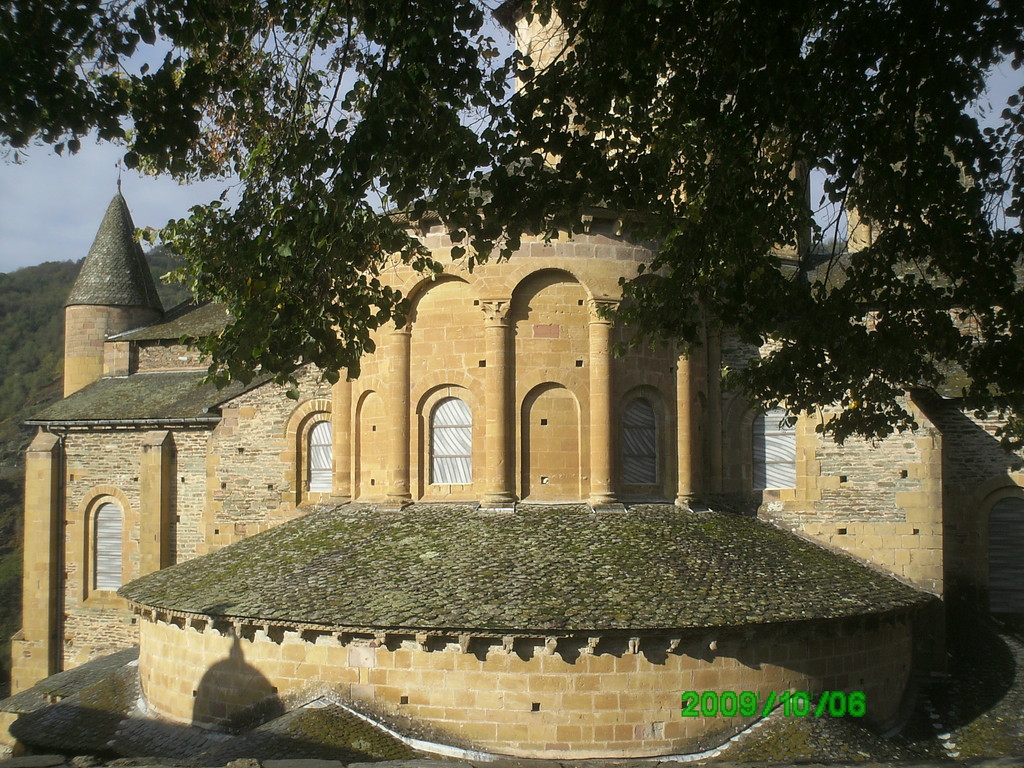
6, 12, 1024, 758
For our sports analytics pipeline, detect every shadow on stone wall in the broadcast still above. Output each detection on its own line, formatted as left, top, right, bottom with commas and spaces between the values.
193, 624, 284, 729
8, 656, 413, 763
913, 390, 1024, 612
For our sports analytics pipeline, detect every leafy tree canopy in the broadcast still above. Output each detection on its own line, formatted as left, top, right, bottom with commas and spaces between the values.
2, 0, 1022, 443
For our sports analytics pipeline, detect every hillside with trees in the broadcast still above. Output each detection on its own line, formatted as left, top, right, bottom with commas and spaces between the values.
0, 249, 189, 695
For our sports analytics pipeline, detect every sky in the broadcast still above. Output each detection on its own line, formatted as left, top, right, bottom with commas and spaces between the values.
0, 140, 229, 273
0, 62, 1020, 275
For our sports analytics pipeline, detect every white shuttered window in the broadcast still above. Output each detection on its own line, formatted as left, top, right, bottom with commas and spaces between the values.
752, 408, 797, 490
308, 421, 333, 492
94, 502, 122, 591
622, 398, 657, 485
431, 397, 472, 484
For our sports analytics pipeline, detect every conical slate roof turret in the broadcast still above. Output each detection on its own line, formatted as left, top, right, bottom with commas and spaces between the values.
66, 193, 163, 312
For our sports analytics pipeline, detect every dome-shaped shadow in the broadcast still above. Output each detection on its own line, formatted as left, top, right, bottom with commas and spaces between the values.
192, 624, 284, 729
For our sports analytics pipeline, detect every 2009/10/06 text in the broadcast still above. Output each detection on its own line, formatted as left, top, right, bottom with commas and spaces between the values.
680, 690, 866, 718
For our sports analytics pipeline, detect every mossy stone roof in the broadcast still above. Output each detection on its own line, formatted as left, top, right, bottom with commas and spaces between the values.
65, 193, 163, 312
27, 370, 268, 424
120, 504, 931, 633
116, 300, 230, 341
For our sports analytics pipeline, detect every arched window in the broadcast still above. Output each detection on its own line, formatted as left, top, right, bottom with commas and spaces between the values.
307, 420, 333, 493
622, 398, 657, 485
94, 502, 122, 591
431, 397, 472, 484
753, 408, 796, 490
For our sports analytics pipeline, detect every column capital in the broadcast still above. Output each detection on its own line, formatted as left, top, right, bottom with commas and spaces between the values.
480, 299, 512, 326
387, 324, 412, 338
587, 298, 618, 323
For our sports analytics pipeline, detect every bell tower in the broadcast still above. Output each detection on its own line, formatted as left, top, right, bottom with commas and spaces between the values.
63, 192, 164, 396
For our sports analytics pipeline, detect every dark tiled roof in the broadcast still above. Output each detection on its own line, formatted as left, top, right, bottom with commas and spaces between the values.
0, 647, 138, 714
65, 193, 163, 311
120, 504, 931, 633
26, 370, 269, 424
115, 300, 231, 341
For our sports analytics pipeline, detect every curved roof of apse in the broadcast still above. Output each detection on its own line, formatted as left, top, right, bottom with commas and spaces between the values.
121, 503, 931, 633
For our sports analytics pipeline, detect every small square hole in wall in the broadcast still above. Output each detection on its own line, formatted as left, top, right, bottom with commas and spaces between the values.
237, 447, 245, 454
839, 475, 848, 483
400, 695, 409, 705
193, 690, 198, 698
540, 418, 548, 426
900, 469, 909, 478
221, 482, 227, 490
180, 476, 186, 483
370, 479, 376, 486
473, 299, 480, 306
531, 702, 541, 712
478, 360, 486, 367
372, 425, 377, 432
69, 474, 75, 482
913, 528, 920, 535
837, 527, 847, 535
541, 476, 549, 485
267, 484, 274, 491
577, 299, 584, 306
575, 360, 584, 367
271, 686, 278, 694
131, 617, 137, 625
214, 528, 220, 535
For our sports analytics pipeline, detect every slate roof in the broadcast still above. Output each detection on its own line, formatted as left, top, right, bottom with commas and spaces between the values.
26, 370, 270, 425
66, 193, 163, 312
120, 503, 932, 633
115, 300, 231, 341
0, 647, 138, 714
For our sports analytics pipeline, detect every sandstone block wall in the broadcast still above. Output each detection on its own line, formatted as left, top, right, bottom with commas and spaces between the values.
138, 613, 914, 758
59, 427, 211, 668
64, 305, 161, 396
917, 399, 1024, 604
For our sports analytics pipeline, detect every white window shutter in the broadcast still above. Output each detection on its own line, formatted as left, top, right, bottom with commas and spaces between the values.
431, 398, 472, 484
308, 420, 333, 492
753, 408, 797, 490
94, 502, 122, 591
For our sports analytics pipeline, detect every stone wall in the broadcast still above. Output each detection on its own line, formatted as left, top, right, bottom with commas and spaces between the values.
60, 427, 212, 668
136, 342, 207, 372
915, 395, 1024, 605
756, 404, 943, 594
64, 305, 162, 396
138, 612, 914, 758
203, 368, 333, 551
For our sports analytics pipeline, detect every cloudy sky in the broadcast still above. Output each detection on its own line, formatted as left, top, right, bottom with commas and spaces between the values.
1, 63, 1020, 275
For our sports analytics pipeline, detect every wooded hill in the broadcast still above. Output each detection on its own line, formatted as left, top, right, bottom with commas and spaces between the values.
0, 249, 190, 696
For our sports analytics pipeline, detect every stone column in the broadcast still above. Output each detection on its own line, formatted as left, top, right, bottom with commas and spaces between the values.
705, 322, 724, 494
11, 431, 62, 692
480, 300, 516, 509
139, 430, 174, 576
332, 377, 353, 500
675, 343, 703, 504
384, 327, 412, 510
588, 299, 618, 507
